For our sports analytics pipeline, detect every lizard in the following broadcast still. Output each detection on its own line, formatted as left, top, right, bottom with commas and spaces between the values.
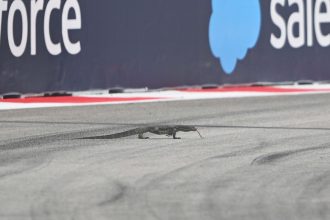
81, 125, 203, 139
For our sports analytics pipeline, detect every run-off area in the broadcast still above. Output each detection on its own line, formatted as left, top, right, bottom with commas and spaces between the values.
1, 93, 330, 219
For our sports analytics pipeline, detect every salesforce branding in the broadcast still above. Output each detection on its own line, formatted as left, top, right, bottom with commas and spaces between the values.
0, 0, 81, 57
271, 0, 330, 48
209, 0, 261, 74
209, 0, 330, 74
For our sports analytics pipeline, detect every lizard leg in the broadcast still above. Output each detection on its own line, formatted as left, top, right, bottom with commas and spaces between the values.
173, 132, 181, 139
138, 133, 149, 139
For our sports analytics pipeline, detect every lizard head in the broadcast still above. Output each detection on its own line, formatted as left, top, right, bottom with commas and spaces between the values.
175, 125, 197, 132
174, 125, 203, 139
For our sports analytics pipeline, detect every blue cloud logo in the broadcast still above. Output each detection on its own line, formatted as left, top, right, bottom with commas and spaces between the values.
209, 0, 261, 74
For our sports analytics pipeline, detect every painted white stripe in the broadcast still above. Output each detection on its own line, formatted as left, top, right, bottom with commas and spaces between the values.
1, 85, 330, 110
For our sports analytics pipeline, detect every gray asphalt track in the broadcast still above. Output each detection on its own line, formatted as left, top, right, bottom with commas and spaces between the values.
1, 93, 330, 220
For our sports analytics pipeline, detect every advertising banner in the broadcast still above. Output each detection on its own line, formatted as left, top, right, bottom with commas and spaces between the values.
0, 0, 329, 94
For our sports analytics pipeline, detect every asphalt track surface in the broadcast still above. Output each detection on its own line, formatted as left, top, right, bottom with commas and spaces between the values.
1, 93, 330, 220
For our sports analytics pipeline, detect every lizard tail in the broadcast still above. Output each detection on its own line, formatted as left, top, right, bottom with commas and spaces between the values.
80, 128, 146, 139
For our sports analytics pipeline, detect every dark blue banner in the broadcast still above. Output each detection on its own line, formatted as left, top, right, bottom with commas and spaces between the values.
0, 0, 329, 94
